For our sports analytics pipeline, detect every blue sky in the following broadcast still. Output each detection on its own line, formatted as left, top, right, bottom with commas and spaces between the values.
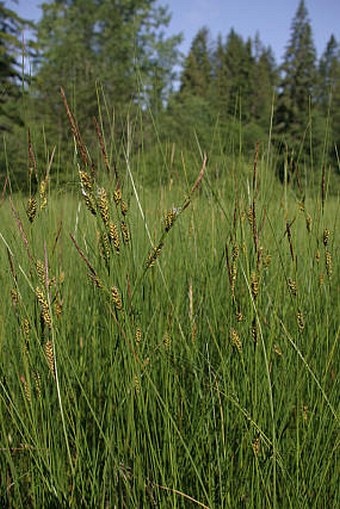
7, 0, 340, 62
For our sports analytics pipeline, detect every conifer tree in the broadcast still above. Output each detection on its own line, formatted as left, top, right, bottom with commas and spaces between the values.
318, 35, 340, 110
251, 35, 277, 128
0, 1, 27, 132
318, 35, 340, 160
34, 0, 180, 141
179, 27, 212, 99
275, 0, 316, 143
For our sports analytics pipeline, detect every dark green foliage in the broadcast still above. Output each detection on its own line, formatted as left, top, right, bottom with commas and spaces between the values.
34, 0, 181, 144
251, 35, 277, 128
274, 1, 316, 146
179, 26, 212, 99
0, 1, 23, 133
0, 2, 35, 182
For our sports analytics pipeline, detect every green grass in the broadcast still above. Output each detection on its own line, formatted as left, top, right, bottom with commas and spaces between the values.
0, 126, 339, 508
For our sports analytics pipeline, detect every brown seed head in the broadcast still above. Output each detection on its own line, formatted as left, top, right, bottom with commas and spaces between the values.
252, 437, 261, 456
44, 340, 55, 379
297, 310, 305, 332
135, 327, 142, 345
146, 242, 164, 269
232, 243, 239, 261
305, 214, 312, 233
251, 272, 259, 299
35, 286, 52, 328
98, 187, 110, 226
273, 343, 283, 356
11, 288, 19, 307
20, 376, 31, 403
79, 170, 93, 192
288, 278, 297, 297
230, 328, 242, 353
325, 250, 332, 278
111, 286, 123, 311
164, 208, 177, 232
121, 221, 130, 244
236, 310, 243, 322
113, 188, 122, 205
319, 272, 325, 287
109, 222, 120, 253
163, 331, 171, 350
323, 228, 330, 247
121, 200, 128, 216
33, 370, 42, 399
39, 179, 48, 210
26, 196, 37, 223
36, 259, 46, 286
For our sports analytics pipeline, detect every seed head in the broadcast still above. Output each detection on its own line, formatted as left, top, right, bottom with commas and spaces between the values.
134, 375, 141, 394
251, 272, 259, 299
264, 254, 272, 268
163, 331, 171, 350
44, 340, 55, 379
111, 286, 123, 311
84, 194, 97, 215
273, 344, 283, 356
26, 196, 37, 223
323, 228, 330, 247
109, 222, 120, 254
20, 376, 31, 403
11, 288, 19, 307
55, 300, 62, 318
146, 242, 164, 269
247, 206, 254, 226
288, 278, 297, 297
33, 370, 41, 399
305, 214, 312, 233
251, 321, 257, 345
303, 404, 308, 422
22, 318, 31, 345
164, 208, 177, 232
39, 178, 48, 210
79, 170, 93, 192
35, 286, 52, 329
121, 200, 128, 216
36, 259, 46, 286
230, 328, 242, 354
113, 188, 122, 205
121, 221, 130, 244
87, 271, 103, 289
98, 187, 110, 226
325, 250, 332, 279
135, 327, 142, 346
252, 437, 261, 456
297, 310, 305, 332
232, 243, 239, 261
319, 272, 325, 287
236, 309, 243, 322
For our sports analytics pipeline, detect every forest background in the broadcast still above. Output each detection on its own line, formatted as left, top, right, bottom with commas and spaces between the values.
1, 0, 340, 188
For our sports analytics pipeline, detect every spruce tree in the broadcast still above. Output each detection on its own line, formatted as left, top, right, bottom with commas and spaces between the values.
251, 35, 277, 128
275, 0, 316, 143
0, 1, 26, 132
318, 35, 340, 110
318, 35, 340, 161
179, 27, 212, 99
34, 0, 180, 142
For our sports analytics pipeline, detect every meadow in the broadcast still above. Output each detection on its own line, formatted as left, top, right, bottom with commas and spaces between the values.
0, 102, 339, 507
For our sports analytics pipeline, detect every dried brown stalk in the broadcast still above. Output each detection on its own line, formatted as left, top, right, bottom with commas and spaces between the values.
60, 87, 89, 168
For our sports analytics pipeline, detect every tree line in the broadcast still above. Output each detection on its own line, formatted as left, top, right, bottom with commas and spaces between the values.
1, 0, 339, 186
